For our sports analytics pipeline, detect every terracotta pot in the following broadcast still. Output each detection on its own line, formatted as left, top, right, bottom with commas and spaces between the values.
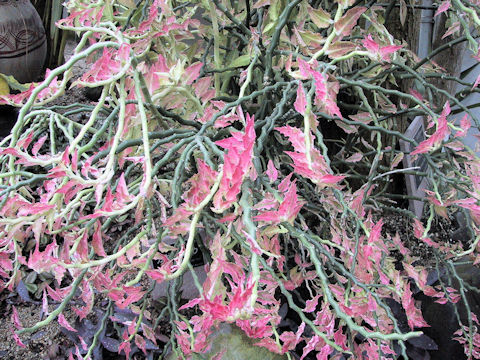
0, 0, 47, 83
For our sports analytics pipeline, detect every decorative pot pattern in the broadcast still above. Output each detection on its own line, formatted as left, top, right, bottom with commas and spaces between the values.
0, 0, 47, 83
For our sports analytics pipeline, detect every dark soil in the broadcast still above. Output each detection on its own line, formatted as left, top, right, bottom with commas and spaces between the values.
382, 210, 460, 266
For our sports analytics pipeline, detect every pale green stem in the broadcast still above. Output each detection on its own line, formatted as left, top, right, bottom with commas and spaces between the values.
303, 85, 315, 168
94, 80, 126, 185
62, 228, 148, 269
125, 233, 163, 287
17, 269, 88, 334
310, 4, 344, 61
163, 171, 223, 280
133, 70, 153, 196
209, 1, 222, 95
329, 50, 370, 65
239, 181, 259, 310
236, 53, 259, 108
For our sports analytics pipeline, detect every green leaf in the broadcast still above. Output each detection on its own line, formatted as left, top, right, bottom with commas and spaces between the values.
297, 30, 324, 46
0, 73, 31, 92
25, 282, 38, 294
307, 4, 332, 29
263, 20, 276, 34
0, 77, 8, 95
388, 73, 399, 86
269, 0, 285, 22
229, 54, 252, 68
118, 0, 136, 8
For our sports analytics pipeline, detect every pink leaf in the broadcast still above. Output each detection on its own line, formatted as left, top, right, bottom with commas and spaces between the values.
279, 323, 305, 352
141, 323, 157, 345
95, 184, 105, 205
116, 173, 132, 204
212, 113, 255, 212
73, 281, 94, 320
345, 152, 363, 162
92, 221, 107, 257
305, 295, 320, 312
119, 338, 131, 358
76, 230, 89, 261
32, 135, 47, 156
179, 298, 201, 311
363, 34, 379, 53
266, 159, 278, 182
17, 131, 34, 150
0, 148, 20, 157
435, 0, 450, 16
11, 306, 22, 329
275, 126, 307, 153
254, 180, 305, 224
294, 82, 307, 115
402, 283, 429, 329
56, 180, 77, 195
334, 7, 367, 37
312, 71, 327, 105
351, 188, 366, 217
409, 89, 424, 102
379, 44, 403, 60
135, 334, 147, 355
82, 155, 100, 178
364, 34, 402, 61
301, 335, 321, 360
442, 21, 460, 39
117, 286, 145, 309
277, 180, 305, 223
18, 203, 55, 216
326, 41, 356, 59
184, 62, 203, 85
58, 313, 77, 332
319, 174, 345, 184
412, 218, 425, 239
297, 57, 313, 79
101, 188, 114, 212
311, 71, 342, 118
368, 219, 383, 243
61, 147, 70, 166
317, 345, 333, 360
455, 114, 471, 137
411, 102, 450, 155
12, 331, 25, 348
212, 349, 227, 360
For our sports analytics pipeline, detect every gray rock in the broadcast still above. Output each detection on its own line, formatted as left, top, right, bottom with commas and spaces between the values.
167, 323, 287, 360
